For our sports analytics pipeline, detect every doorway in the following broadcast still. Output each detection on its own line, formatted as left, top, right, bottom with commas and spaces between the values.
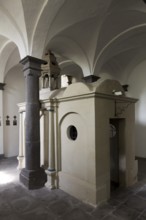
110, 119, 120, 192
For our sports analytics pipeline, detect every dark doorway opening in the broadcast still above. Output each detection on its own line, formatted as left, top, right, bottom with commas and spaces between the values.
110, 119, 120, 192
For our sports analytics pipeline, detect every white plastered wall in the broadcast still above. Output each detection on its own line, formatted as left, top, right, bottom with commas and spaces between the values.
126, 60, 146, 158
59, 97, 96, 205
95, 97, 137, 201
3, 65, 25, 157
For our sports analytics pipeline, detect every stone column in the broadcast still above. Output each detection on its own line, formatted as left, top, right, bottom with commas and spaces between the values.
46, 102, 56, 189
40, 110, 47, 168
17, 110, 23, 169
48, 105, 55, 172
17, 103, 26, 169
19, 56, 47, 189
0, 83, 5, 157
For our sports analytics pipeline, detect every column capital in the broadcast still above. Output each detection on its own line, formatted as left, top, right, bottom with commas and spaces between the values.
0, 83, 6, 90
45, 100, 55, 111
20, 56, 47, 77
47, 107, 54, 112
50, 109, 54, 112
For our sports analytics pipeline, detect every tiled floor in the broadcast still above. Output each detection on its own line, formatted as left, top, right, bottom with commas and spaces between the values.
0, 157, 146, 220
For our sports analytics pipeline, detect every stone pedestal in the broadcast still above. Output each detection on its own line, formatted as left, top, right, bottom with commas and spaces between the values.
20, 167, 47, 189
19, 56, 47, 189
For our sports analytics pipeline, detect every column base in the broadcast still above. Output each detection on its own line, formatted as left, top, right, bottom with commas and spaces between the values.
46, 170, 57, 189
17, 156, 25, 170
20, 167, 47, 189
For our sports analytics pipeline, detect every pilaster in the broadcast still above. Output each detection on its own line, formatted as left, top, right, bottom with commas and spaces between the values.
17, 103, 26, 169
46, 101, 56, 189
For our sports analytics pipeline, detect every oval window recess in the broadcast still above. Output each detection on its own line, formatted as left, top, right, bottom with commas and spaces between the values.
67, 125, 78, 141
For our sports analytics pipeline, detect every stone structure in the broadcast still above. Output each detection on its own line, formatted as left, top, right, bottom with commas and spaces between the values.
41, 51, 60, 90
18, 79, 138, 205
19, 56, 47, 189
17, 103, 26, 169
0, 83, 5, 158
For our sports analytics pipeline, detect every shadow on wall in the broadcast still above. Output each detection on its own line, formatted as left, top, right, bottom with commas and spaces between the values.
135, 122, 146, 158
126, 60, 146, 158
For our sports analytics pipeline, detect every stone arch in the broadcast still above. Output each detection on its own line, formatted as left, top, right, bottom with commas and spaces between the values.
59, 111, 86, 175
93, 24, 146, 75
58, 112, 78, 171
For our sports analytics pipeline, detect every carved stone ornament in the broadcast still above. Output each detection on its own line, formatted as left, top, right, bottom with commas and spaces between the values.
41, 51, 60, 90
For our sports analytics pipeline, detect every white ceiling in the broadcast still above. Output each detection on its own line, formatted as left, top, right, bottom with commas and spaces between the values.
0, 0, 146, 80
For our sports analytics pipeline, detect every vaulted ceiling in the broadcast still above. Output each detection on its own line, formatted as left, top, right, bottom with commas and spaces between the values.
0, 0, 146, 81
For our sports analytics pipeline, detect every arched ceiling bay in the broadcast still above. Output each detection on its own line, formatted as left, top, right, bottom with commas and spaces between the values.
0, 0, 146, 79
94, 25, 146, 75
0, 0, 28, 57
37, 0, 146, 77
0, 42, 20, 82
0, 0, 27, 82
31, 0, 113, 74
59, 59, 83, 80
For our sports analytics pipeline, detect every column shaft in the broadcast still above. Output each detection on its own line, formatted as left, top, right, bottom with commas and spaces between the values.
46, 104, 56, 189
25, 74, 40, 170
40, 111, 45, 167
48, 108, 55, 171
17, 111, 23, 169
19, 56, 47, 189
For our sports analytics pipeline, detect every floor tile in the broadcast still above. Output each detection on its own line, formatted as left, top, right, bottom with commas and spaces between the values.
111, 188, 133, 202
136, 185, 146, 199
92, 203, 115, 219
59, 208, 97, 220
123, 195, 146, 212
20, 207, 57, 220
1, 157, 146, 220
103, 213, 124, 220
46, 199, 73, 217
113, 204, 140, 220
0, 214, 21, 220
107, 198, 122, 208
